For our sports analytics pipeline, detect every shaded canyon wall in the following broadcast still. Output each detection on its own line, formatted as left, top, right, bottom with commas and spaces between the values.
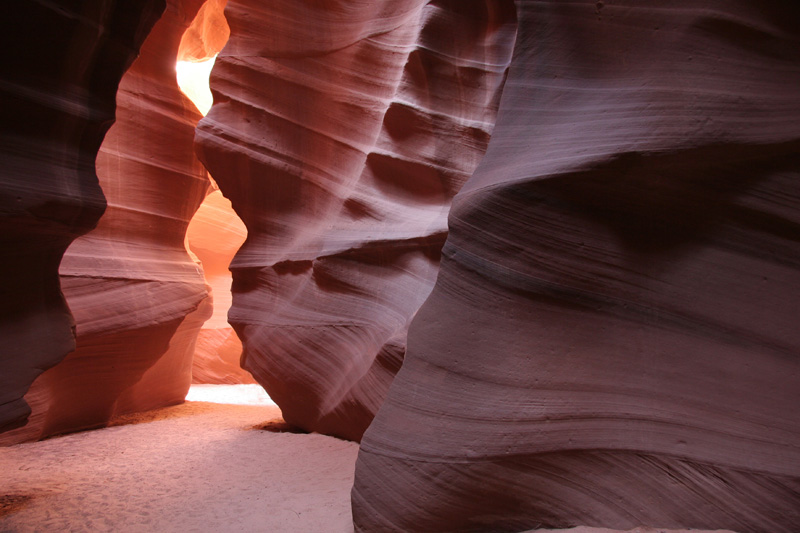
0, 1, 166, 434
0, 0, 228, 444
1, 4, 797, 532
353, 1, 800, 532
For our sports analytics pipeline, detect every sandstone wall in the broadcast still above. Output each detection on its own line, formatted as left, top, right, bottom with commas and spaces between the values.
1, 0, 217, 444
353, 1, 800, 531
195, 0, 517, 440
0, 1, 165, 434
187, 189, 253, 384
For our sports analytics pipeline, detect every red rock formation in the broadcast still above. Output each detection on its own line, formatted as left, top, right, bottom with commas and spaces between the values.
353, 1, 800, 531
1, 0, 219, 445
177, 0, 249, 385
177, 0, 229, 64
186, 189, 254, 384
195, 0, 517, 440
0, 1, 165, 434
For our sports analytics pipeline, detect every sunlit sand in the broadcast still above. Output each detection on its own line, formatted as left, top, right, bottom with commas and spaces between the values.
0, 386, 356, 532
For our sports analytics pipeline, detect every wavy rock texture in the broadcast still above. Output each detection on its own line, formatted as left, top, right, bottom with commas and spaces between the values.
195, 0, 517, 440
0, 1, 165, 434
187, 189, 254, 384
177, 0, 229, 63
177, 0, 249, 384
0, 0, 216, 445
354, 1, 800, 532
176, 0, 250, 385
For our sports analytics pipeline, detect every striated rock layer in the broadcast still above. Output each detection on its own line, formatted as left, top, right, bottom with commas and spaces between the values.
196, 0, 517, 439
1, 0, 217, 444
354, 1, 800, 532
0, 1, 165, 434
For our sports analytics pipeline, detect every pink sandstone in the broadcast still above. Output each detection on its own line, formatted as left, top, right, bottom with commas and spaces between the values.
195, 0, 517, 440
1, 3, 798, 531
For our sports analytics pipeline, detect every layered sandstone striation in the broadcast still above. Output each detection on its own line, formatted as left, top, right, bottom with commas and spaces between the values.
195, 0, 517, 439
354, 1, 800, 531
1, 0, 221, 444
0, 1, 165, 434
177, 0, 229, 64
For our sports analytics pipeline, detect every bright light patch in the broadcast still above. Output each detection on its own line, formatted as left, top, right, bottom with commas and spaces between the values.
176, 55, 217, 116
185, 384, 276, 406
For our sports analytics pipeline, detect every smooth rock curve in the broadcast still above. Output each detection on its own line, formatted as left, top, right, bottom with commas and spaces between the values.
195, 0, 517, 440
353, 1, 800, 531
1, 0, 214, 444
0, 0, 165, 434
187, 189, 253, 384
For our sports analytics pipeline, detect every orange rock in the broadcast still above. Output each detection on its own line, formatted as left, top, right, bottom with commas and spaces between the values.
186, 189, 252, 384
1, 0, 221, 445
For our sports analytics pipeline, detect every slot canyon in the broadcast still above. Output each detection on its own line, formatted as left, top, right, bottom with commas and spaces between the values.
1, 1, 798, 532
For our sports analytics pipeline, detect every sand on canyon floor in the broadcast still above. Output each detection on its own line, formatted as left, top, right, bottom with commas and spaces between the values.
0, 385, 737, 533
0, 385, 356, 532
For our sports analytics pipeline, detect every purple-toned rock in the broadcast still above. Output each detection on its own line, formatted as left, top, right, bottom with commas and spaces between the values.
0, 1, 165, 434
353, 1, 800, 531
195, 0, 517, 440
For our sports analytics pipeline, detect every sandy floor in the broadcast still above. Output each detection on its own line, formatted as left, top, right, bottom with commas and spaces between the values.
0, 387, 357, 532
0, 385, 738, 533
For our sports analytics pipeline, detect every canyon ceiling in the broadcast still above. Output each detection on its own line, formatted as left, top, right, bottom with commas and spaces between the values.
1, 1, 798, 532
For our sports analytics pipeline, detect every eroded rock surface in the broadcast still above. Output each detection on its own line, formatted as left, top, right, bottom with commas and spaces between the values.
187, 189, 253, 384
176, 0, 248, 385
0, 1, 165, 434
1, 0, 216, 444
195, 0, 517, 440
354, 1, 800, 531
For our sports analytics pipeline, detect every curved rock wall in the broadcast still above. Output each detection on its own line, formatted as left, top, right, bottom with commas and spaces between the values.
177, 0, 229, 63
0, 1, 165, 434
173, 0, 249, 385
1, 0, 215, 445
187, 189, 253, 384
195, 0, 517, 440
177, 0, 251, 385
353, 1, 800, 531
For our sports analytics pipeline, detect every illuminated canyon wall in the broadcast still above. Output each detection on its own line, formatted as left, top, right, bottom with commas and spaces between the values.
353, 1, 800, 531
186, 188, 254, 384
195, 0, 517, 440
175, 0, 254, 385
